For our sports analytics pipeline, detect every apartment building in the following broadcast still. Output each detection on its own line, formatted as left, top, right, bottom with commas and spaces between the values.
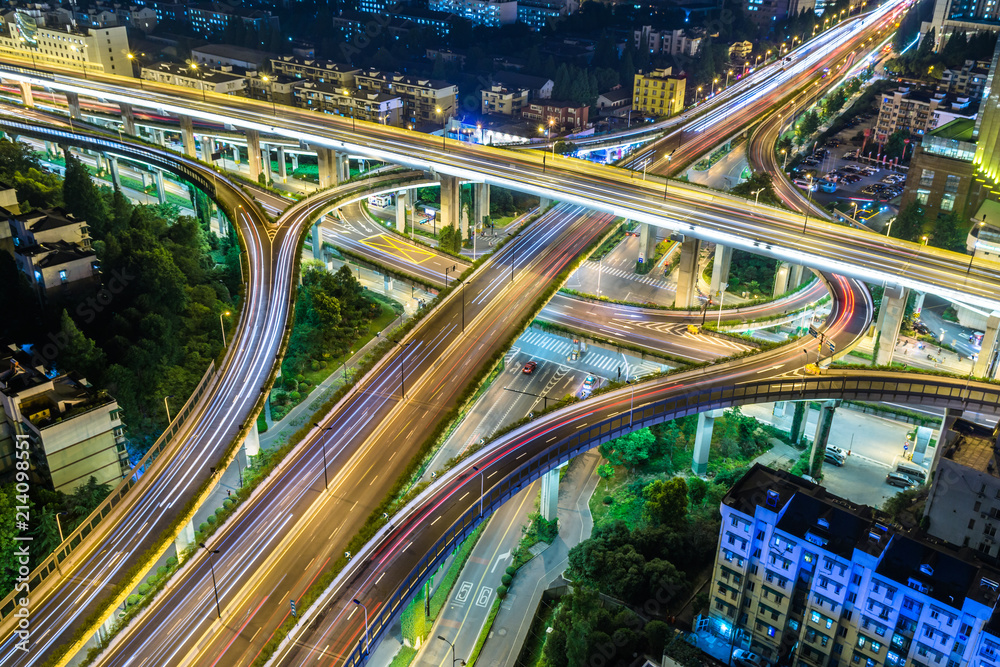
875, 87, 978, 143
493, 71, 554, 99
354, 69, 458, 125
940, 59, 991, 99
141, 62, 247, 95
517, 0, 574, 31
0, 12, 131, 78
634, 26, 703, 57
0, 344, 129, 493
521, 100, 589, 132
481, 84, 530, 116
293, 82, 403, 126
925, 0, 1000, 52
269, 56, 360, 89
730, 40, 754, 60
708, 464, 1000, 667
745, 0, 815, 24
632, 68, 686, 118
192, 44, 277, 70
428, 0, 518, 27
187, 2, 279, 36
900, 119, 984, 221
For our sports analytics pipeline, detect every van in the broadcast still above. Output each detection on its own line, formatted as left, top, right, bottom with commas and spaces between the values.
895, 463, 927, 484
793, 178, 818, 191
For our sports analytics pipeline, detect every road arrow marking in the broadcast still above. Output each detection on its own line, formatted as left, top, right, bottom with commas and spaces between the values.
491, 550, 511, 573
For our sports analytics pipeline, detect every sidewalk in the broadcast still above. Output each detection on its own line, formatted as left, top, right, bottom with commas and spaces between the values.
849, 333, 974, 375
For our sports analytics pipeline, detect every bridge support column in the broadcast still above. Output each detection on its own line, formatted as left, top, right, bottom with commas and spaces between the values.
105, 154, 121, 190
118, 102, 136, 136
312, 220, 324, 261
154, 169, 167, 205
232, 144, 241, 164
790, 401, 807, 446
473, 183, 490, 231
913, 291, 926, 318
539, 196, 551, 210
290, 153, 299, 171
336, 152, 350, 182
316, 147, 335, 188
693, 409, 723, 475
787, 264, 804, 289
244, 421, 261, 460
673, 237, 701, 309
874, 285, 908, 367
809, 399, 840, 473
540, 468, 560, 521
396, 190, 408, 233
773, 262, 790, 297
66, 91, 81, 119
384, 273, 393, 295
201, 135, 215, 163
638, 222, 658, 265
174, 519, 196, 563
277, 146, 287, 181
439, 174, 461, 232
179, 115, 197, 158
245, 129, 262, 182
974, 311, 1000, 378
710, 244, 732, 297
18, 80, 33, 108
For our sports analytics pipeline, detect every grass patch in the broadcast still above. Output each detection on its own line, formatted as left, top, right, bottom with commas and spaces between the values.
388, 646, 418, 667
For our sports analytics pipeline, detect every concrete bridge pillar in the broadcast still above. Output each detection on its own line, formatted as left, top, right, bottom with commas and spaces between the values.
105, 154, 121, 190
19, 80, 33, 108
692, 409, 723, 475
201, 135, 215, 163
396, 190, 409, 233
710, 244, 733, 298
277, 146, 287, 181
232, 144, 241, 164
974, 311, 1000, 378
638, 222, 658, 265
174, 519, 196, 563
473, 183, 490, 230
773, 262, 791, 297
336, 152, 350, 182
539, 196, 551, 210
119, 102, 136, 136
809, 399, 840, 473
179, 115, 197, 158
439, 175, 461, 232
673, 236, 701, 309
244, 421, 261, 459
245, 130, 262, 182
913, 291, 926, 318
787, 264, 804, 289
316, 147, 335, 188
66, 91, 82, 119
312, 220, 324, 261
154, 169, 167, 205
540, 468, 560, 521
790, 401, 808, 445
290, 153, 299, 171
874, 285, 908, 367
384, 273, 393, 295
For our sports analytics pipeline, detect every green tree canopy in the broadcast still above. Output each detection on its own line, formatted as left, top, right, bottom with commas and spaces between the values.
643, 477, 689, 529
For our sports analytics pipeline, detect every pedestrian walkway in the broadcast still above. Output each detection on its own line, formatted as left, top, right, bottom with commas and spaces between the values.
581, 259, 675, 292
518, 330, 664, 378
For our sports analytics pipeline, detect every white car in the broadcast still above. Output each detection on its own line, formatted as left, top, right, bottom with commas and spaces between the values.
733, 649, 770, 667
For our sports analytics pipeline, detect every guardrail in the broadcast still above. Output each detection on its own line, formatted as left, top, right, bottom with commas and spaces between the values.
0, 361, 217, 621
336, 370, 1000, 667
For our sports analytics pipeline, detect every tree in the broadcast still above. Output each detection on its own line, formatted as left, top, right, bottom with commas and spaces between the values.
599, 429, 655, 469
644, 620, 672, 657
665, 635, 702, 667
642, 478, 689, 529
62, 151, 110, 235
931, 211, 968, 252
798, 110, 821, 138
58, 310, 107, 380
892, 202, 925, 242
0, 484, 23, 595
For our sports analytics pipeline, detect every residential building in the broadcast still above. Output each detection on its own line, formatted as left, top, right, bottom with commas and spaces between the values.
632, 68, 686, 118
595, 88, 631, 115
874, 86, 978, 143
246, 71, 300, 106
0, 12, 131, 78
75, 8, 120, 28
4, 206, 100, 303
270, 56, 360, 89
114, 5, 158, 32
191, 44, 277, 70
634, 26, 703, 57
517, 0, 574, 31
940, 59, 991, 99
293, 82, 403, 125
925, 0, 1000, 52
493, 71, 554, 99
745, 0, 815, 25
0, 344, 129, 494
187, 2, 279, 36
729, 40, 754, 60
331, 11, 414, 42
428, 0, 518, 27
481, 84, 530, 116
141, 62, 247, 95
706, 464, 1000, 667
396, 7, 454, 37
521, 100, 589, 132
426, 48, 466, 66
137, 0, 188, 24
900, 118, 985, 222
354, 69, 458, 125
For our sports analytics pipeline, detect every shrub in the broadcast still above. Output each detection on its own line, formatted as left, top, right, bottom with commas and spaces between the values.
310, 360, 320, 371
136, 583, 150, 596
215, 507, 226, 519
505, 566, 517, 576
198, 522, 209, 533
223, 498, 234, 509
206, 515, 217, 525
126, 594, 141, 607
496, 585, 508, 598
501, 574, 513, 586
603, 495, 613, 505
157, 565, 169, 578
166, 556, 178, 568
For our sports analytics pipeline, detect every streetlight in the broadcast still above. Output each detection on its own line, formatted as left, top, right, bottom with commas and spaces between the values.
354, 599, 370, 655
127, 52, 144, 89
471, 465, 484, 516
438, 636, 467, 667
625, 379, 635, 427
199, 543, 222, 619
717, 283, 728, 328
969, 218, 987, 273
188, 61, 208, 102
695, 86, 703, 104
397, 341, 412, 399
459, 279, 467, 332
781, 148, 788, 170
342, 89, 356, 130
437, 106, 446, 150
219, 311, 230, 345
713, 77, 719, 96
726, 69, 733, 88
751, 188, 764, 205
164, 395, 174, 423
261, 75, 277, 114
313, 423, 331, 489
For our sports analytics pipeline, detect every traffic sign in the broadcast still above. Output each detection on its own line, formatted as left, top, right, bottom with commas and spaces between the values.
808, 326, 819, 338
828, 341, 836, 352
290, 599, 297, 617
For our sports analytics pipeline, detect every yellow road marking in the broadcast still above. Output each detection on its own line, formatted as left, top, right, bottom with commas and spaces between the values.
361, 233, 436, 265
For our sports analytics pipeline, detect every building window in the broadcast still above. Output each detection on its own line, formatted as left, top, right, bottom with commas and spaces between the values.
916, 189, 930, 205
919, 169, 935, 187
58, 270, 68, 283
941, 193, 956, 211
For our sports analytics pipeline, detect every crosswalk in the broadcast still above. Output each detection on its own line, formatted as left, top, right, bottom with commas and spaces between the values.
582, 260, 674, 291
517, 330, 664, 378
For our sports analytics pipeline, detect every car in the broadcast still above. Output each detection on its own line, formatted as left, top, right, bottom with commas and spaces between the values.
522, 361, 537, 374
828, 445, 846, 457
912, 321, 930, 335
861, 185, 879, 195
819, 180, 838, 193
794, 178, 819, 191
886, 472, 916, 488
578, 375, 599, 399
896, 463, 927, 484
583, 375, 597, 389
733, 649, 769, 667
825, 451, 845, 466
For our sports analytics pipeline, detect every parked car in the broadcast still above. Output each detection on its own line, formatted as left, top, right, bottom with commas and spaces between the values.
794, 178, 819, 191
896, 463, 927, 484
733, 649, 770, 667
886, 472, 915, 488
825, 450, 846, 466
819, 180, 838, 193
522, 360, 537, 374
912, 321, 930, 335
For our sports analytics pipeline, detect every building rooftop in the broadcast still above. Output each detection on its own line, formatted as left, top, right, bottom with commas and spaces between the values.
272, 56, 359, 74
941, 419, 1000, 477
191, 43, 277, 64
599, 88, 631, 103
493, 71, 553, 91
144, 61, 245, 84
930, 117, 977, 141
356, 69, 455, 91
18, 207, 82, 234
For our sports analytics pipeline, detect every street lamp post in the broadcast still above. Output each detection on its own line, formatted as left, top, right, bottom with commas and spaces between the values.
471, 465, 484, 516
127, 53, 144, 89
438, 636, 467, 667
437, 107, 446, 151
695, 86, 703, 104
261, 75, 277, 115
164, 394, 174, 423
717, 283, 728, 328
314, 423, 331, 489
354, 599, 371, 655
460, 280, 467, 332
626, 380, 635, 427
219, 311, 230, 345
751, 188, 764, 205
397, 341, 412, 399
199, 543, 222, 619
969, 219, 986, 273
